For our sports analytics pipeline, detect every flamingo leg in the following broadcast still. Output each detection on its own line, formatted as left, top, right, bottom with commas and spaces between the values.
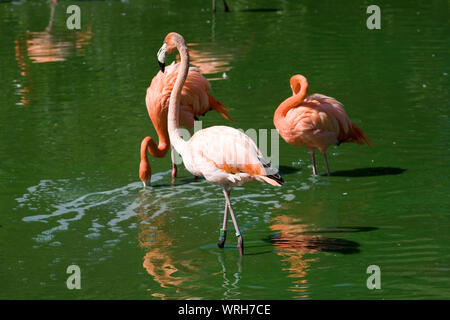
223, 0, 230, 12
171, 146, 177, 178
217, 200, 228, 248
310, 149, 317, 176
222, 187, 244, 255
323, 152, 331, 176
213, 0, 229, 12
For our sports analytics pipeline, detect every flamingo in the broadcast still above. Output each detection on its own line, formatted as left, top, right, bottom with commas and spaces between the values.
274, 75, 373, 176
156, 32, 283, 255
139, 51, 232, 187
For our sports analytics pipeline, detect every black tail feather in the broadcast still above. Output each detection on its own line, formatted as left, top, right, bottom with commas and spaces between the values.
258, 155, 284, 185
267, 172, 284, 185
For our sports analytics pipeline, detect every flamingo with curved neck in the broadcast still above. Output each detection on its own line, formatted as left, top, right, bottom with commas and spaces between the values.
274, 74, 373, 176
156, 32, 283, 255
139, 39, 232, 187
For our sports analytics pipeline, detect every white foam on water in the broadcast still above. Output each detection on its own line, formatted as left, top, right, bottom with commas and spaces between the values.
17, 169, 308, 248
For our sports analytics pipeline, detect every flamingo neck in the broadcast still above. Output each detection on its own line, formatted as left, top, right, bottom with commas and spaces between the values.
274, 76, 309, 124
167, 35, 189, 156
140, 137, 151, 161
141, 134, 169, 158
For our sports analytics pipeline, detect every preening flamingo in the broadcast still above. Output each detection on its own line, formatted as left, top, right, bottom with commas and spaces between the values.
139, 51, 232, 187
274, 75, 372, 176
157, 32, 283, 255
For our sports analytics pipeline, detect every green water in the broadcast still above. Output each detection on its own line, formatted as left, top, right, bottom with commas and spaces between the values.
0, 0, 449, 300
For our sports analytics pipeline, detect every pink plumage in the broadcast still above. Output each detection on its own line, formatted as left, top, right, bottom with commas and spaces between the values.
139, 61, 232, 186
274, 75, 372, 175
159, 32, 283, 255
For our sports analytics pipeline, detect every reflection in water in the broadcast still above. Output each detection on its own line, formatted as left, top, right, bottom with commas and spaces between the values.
16, 168, 369, 299
176, 43, 233, 81
269, 216, 318, 299
14, 0, 92, 105
134, 180, 290, 299
218, 254, 242, 299
16, 171, 252, 299
269, 215, 364, 299
136, 191, 198, 299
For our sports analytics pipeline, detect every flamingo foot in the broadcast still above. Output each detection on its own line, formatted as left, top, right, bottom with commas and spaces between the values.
217, 229, 227, 248
171, 164, 177, 178
237, 235, 244, 255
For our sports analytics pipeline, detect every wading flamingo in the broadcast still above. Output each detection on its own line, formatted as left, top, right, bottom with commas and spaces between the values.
140, 52, 232, 186
157, 32, 283, 255
274, 75, 372, 176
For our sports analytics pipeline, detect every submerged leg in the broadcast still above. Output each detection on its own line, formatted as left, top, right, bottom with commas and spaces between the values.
310, 149, 317, 176
323, 152, 331, 176
217, 197, 228, 248
171, 146, 177, 179
222, 188, 244, 255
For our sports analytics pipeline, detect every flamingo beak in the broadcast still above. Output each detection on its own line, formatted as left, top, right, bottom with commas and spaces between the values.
157, 42, 166, 73
158, 61, 165, 73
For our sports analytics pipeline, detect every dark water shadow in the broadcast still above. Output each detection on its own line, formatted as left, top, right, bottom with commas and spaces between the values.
243, 235, 360, 256
329, 167, 406, 177
240, 8, 281, 13
248, 226, 377, 255
298, 226, 378, 235
265, 235, 361, 255
278, 165, 301, 175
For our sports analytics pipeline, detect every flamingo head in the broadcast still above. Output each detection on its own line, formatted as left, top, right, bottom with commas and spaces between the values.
139, 159, 152, 188
157, 32, 184, 73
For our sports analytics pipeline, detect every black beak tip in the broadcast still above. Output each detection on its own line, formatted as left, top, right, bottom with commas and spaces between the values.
158, 61, 165, 73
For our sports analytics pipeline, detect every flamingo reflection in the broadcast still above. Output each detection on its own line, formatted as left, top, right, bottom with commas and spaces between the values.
269, 214, 361, 299
14, 0, 92, 105
176, 43, 234, 81
217, 254, 242, 299
136, 192, 200, 299
269, 215, 318, 299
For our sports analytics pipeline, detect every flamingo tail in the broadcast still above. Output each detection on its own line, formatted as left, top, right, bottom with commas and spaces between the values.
259, 160, 284, 186
348, 123, 373, 147
208, 93, 233, 121
258, 174, 284, 187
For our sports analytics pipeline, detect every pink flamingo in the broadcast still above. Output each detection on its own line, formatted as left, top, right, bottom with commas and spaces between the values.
274, 75, 372, 176
140, 51, 232, 187
157, 32, 283, 255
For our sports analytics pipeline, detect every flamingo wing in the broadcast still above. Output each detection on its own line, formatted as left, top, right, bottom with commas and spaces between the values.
283, 94, 371, 150
185, 126, 283, 187
146, 62, 232, 121
305, 94, 372, 146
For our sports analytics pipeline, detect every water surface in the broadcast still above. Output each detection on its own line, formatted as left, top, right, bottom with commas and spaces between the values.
0, 0, 449, 299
